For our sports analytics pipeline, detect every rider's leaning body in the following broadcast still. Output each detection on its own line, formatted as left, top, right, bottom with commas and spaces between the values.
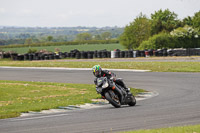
92, 65, 129, 92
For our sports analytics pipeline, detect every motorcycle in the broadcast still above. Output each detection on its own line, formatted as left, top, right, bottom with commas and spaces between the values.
95, 77, 136, 108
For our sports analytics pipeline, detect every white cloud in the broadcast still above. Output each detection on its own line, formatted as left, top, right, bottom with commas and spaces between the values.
57, 14, 69, 19
19, 9, 33, 16
0, 0, 200, 27
0, 8, 5, 14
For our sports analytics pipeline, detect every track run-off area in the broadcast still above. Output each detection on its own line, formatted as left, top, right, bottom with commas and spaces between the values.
0, 66, 200, 133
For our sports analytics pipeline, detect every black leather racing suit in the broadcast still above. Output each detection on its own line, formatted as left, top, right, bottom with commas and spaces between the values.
94, 70, 127, 90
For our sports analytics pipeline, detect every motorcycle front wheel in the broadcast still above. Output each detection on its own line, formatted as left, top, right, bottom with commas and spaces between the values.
105, 90, 121, 108
128, 95, 136, 106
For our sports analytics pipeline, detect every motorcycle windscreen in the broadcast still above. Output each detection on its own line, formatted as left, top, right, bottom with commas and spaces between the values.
97, 78, 104, 87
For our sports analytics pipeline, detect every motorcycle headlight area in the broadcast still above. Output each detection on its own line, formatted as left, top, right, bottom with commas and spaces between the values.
102, 81, 109, 88
96, 87, 102, 93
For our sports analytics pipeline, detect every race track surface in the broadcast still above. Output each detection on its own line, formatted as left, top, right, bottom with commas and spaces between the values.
0, 67, 200, 133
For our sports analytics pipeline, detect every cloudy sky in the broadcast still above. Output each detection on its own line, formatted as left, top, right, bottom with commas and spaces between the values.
0, 0, 199, 27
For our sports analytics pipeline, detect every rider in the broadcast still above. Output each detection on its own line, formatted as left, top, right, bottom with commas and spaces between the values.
92, 65, 130, 92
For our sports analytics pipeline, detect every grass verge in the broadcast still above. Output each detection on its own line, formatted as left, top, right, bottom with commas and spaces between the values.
0, 60, 200, 72
0, 80, 144, 119
121, 124, 200, 133
1, 43, 124, 54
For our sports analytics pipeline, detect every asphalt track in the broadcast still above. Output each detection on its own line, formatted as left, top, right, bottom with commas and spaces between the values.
0, 67, 200, 133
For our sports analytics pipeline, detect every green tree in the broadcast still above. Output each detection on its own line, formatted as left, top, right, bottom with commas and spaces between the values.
151, 9, 180, 35
57, 35, 68, 42
192, 11, 200, 30
183, 16, 193, 26
76, 33, 92, 41
120, 13, 151, 49
170, 25, 200, 48
94, 34, 102, 40
25, 38, 33, 45
101, 32, 111, 40
47, 36, 53, 42
139, 32, 174, 50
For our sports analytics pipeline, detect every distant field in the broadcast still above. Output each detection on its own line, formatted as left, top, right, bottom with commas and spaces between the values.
2, 43, 124, 54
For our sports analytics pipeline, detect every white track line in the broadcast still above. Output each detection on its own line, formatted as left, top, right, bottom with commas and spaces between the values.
0, 66, 150, 72
10, 113, 69, 121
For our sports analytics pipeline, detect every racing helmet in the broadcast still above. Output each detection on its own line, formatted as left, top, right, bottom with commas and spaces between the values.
92, 65, 102, 77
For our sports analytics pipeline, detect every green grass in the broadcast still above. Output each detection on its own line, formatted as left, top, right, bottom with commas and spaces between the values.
0, 80, 143, 119
1, 43, 124, 54
0, 60, 200, 72
121, 124, 200, 133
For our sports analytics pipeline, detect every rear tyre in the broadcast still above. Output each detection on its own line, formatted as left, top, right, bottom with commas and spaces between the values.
128, 95, 136, 106
105, 91, 121, 108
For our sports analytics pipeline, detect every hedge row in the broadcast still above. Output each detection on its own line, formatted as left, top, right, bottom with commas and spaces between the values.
0, 40, 119, 48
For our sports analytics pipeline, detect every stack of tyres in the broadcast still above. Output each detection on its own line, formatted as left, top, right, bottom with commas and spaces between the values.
69, 51, 76, 58
64, 52, 68, 58
97, 51, 102, 58
107, 51, 111, 58
136, 50, 141, 57
140, 51, 145, 57
33, 53, 39, 60
49, 54, 54, 60
120, 51, 125, 58
133, 51, 137, 58
24, 54, 29, 60
145, 51, 149, 57
10, 53, 18, 60
153, 50, 158, 56
69, 49, 79, 59
128, 50, 133, 58
101, 50, 107, 58
168, 49, 174, 56
61, 53, 67, 59
87, 51, 93, 59
93, 51, 98, 58
158, 50, 163, 56
75, 52, 81, 59
6, 53, 11, 58
17, 55, 24, 61
148, 49, 154, 56
81, 51, 87, 59
115, 50, 120, 58
54, 54, 60, 59
44, 54, 49, 60
29, 54, 34, 61
163, 49, 168, 56
124, 51, 128, 58
40, 54, 46, 60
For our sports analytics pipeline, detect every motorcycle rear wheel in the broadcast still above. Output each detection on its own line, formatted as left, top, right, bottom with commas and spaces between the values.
105, 90, 121, 108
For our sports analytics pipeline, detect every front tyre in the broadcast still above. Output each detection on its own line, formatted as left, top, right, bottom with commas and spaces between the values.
105, 91, 121, 108
128, 95, 136, 106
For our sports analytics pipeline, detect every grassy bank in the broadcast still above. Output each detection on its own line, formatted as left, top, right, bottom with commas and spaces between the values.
1, 43, 124, 54
0, 60, 200, 72
121, 124, 200, 133
0, 80, 144, 119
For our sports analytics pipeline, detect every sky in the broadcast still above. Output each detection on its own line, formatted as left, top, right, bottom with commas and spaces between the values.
0, 0, 199, 27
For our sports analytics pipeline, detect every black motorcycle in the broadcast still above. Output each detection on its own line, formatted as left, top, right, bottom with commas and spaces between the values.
95, 77, 136, 108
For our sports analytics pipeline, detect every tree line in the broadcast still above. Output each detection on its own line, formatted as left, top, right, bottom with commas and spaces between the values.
0, 26, 123, 46
0, 40, 119, 49
120, 9, 200, 50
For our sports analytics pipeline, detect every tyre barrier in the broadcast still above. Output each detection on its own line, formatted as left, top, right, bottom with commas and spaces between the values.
2, 48, 200, 61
